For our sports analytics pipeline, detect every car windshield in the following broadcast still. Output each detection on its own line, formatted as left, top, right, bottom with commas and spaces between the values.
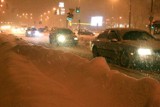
57, 29, 73, 34
123, 31, 155, 41
31, 28, 37, 31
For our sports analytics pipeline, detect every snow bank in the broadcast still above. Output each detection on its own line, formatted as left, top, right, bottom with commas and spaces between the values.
0, 34, 160, 107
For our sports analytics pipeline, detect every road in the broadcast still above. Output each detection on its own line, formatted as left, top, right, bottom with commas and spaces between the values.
14, 33, 160, 81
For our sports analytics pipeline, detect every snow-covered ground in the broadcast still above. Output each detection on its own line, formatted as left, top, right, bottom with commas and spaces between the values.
17, 33, 160, 81
0, 33, 160, 107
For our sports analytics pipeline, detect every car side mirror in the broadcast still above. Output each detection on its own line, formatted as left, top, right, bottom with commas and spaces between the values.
111, 38, 118, 42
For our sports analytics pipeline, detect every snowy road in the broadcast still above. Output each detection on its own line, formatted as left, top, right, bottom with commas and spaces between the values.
14, 33, 160, 81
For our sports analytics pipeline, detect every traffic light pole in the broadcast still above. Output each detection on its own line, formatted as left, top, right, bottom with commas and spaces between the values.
66, 19, 68, 28
78, 19, 81, 31
149, 0, 154, 34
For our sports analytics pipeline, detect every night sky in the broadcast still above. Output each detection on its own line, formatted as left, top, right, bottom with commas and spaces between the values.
3, 0, 132, 22
8, 0, 55, 13
3, 0, 157, 28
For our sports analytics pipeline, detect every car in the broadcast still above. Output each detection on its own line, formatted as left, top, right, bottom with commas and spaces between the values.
74, 29, 96, 41
49, 28, 78, 46
25, 27, 42, 37
91, 28, 160, 69
77, 29, 95, 36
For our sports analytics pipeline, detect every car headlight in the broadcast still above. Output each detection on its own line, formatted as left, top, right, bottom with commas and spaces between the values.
57, 35, 66, 43
34, 31, 40, 36
137, 48, 152, 56
27, 31, 31, 34
74, 37, 78, 40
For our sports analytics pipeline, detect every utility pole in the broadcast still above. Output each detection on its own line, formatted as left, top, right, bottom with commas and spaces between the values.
149, 0, 154, 34
129, 0, 131, 28
77, 0, 81, 32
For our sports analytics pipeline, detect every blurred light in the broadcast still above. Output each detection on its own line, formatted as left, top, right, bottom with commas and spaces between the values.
47, 16, 49, 19
2, 11, 5, 14
91, 16, 103, 26
74, 37, 78, 40
11, 27, 25, 35
1, 25, 11, 30
76, 7, 80, 13
60, 8, 65, 15
138, 48, 152, 56
119, 24, 125, 28
59, 2, 64, 8
34, 31, 41, 36
57, 35, 66, 43
57, 9, 60, 15
53, 8, 56, 11
1, 0, 4, 3
27, 31, 31, 35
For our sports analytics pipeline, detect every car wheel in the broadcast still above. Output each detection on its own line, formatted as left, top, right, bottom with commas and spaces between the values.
120, 51, 130, 67
92, 46, 99, 58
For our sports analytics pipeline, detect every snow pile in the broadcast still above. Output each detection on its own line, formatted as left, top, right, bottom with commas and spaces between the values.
0, 34, 160, 107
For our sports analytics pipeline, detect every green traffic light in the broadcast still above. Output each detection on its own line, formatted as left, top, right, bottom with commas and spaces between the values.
76, 10, 80, 13
76, 7, 80, 13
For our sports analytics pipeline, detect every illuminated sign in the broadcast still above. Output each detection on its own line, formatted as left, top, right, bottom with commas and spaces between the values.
59, 2, 64, 8
60, 8, 65, 15
91, 16, 103, 26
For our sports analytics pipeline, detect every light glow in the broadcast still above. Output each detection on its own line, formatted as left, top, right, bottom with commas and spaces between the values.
74, 37, 78, 40
91, 16, 103, 26
137, 48, 152, 56
59, 2, 64, 8
27, 31, 31, 35
1, 25, 11, 30
57, 35, 66, 43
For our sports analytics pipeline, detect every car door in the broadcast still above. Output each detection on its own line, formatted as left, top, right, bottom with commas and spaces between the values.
95, 30, 110, 57
104, 30, 121, 60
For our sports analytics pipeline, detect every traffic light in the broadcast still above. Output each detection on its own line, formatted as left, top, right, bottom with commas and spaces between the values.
67, 12, 73, 21
67, 8, 74, 21
76, 7, 80, 13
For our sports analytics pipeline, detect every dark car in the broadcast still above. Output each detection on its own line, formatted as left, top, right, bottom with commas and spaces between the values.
26, 27, 42, 37
49, 28, 78, 46
77, 29, 94, 36
91, 28, 160, 69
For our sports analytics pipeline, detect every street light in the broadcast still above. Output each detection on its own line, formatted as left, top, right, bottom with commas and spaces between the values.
1, 0, 4, 3
53, 7, 56, 11
48, 11, 50, 14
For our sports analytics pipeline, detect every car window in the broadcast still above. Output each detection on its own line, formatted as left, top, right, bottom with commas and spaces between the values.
107, 30, 119, 40
97, 30, 109, 39
123, 31, 154, 40
57, 29, 73, 34
31, 28, 37, 31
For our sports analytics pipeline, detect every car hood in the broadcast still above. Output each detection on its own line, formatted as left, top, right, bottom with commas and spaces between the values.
122, 40, 160, 50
